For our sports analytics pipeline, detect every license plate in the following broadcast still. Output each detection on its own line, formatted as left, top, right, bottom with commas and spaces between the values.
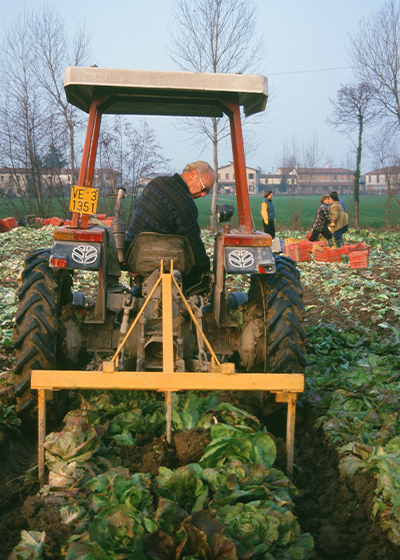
69, 186, 99, 214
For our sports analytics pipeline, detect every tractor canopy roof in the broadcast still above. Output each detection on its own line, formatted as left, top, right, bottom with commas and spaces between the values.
64, 67, 268, 118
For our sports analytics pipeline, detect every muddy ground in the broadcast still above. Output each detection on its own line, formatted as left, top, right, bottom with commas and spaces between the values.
0, 280, 400, 559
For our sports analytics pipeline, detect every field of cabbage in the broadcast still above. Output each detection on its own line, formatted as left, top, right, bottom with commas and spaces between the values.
0, 225, 400, 560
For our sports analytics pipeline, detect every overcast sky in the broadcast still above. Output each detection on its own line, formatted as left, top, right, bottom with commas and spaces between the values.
1, 0, 386, 174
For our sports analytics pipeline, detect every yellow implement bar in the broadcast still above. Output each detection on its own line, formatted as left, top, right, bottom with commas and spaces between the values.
32, 371, 303, 482
31, 370, 304, 392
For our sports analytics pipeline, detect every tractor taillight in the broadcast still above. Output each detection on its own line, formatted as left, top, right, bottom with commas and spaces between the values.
253, 237, 272, 246
259, 264, 275, 274
53, 227, 104, 243
50, 258, 67, 268
223, 233, 272, 247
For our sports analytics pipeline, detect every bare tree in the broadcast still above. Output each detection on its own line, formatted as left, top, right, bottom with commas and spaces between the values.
0, 12, 49, 217
277, 134, 323, 229
329, 83, 376, 228
98, 116, 171, 222
367, 130, 400, 227
30, 5, 91, 186
0, 6, 91, 218
350, 0, 400, 132
168, 0, 265, 230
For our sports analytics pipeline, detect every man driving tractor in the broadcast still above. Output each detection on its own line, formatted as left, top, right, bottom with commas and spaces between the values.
124, 160, 215, 288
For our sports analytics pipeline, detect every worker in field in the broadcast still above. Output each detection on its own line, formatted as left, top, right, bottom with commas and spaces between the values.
124, 160, 215, 287
261, 190, 275, 238
308, 195, 334, 246
328, 192, 348, 247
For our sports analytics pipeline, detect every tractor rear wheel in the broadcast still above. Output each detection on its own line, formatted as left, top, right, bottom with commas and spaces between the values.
239, 254, 306, 373
14, 249, 73, 416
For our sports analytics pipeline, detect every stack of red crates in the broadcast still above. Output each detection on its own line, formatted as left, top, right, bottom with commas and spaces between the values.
341, 242, 371, 255
341, 242, 371, 268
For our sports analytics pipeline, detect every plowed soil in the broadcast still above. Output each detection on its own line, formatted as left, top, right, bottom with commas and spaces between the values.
0, 282, 400, 559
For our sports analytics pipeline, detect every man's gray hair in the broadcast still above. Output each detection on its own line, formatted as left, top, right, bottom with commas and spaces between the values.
182, 161, 214, 175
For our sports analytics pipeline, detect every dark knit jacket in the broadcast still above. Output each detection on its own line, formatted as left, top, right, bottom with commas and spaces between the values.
124, 173, 210, 275
312, 203, 331, 232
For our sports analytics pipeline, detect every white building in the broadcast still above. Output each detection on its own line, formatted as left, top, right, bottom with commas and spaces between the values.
365, 167, 400, 195
217, 163, 260, 194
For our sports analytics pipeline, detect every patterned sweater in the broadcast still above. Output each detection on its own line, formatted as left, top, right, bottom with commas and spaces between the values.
312, 203, 331, 232
124, 173, 210, 275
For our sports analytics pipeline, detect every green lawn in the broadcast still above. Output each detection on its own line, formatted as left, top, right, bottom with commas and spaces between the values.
1, 194, 398, 231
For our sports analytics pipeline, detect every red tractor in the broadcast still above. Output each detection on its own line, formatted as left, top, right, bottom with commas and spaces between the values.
14, 68, 305, 415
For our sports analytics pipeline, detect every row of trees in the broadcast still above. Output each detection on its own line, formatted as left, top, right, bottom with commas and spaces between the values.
0, 6, 170, 220
0, 7, 90, 217
0, 0, 266, 229
168, 0, 265, 230
330, 0, 400, 228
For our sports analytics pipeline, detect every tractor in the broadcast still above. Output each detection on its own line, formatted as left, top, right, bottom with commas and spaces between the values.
14, 67, 306, 420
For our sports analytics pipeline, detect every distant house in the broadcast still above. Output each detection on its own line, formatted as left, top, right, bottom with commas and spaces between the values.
365, 167, 400, 194
217, 163, 260, 194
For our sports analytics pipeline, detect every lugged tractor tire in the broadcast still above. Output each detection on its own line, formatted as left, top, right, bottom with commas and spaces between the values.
240, 254, 306, 373
14, 248, 73, 416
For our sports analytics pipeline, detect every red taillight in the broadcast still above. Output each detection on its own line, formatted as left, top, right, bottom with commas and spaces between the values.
50, 258, 67, 268
259, 264, 275, 274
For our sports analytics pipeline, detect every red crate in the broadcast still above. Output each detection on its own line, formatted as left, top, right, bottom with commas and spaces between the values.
284, 242, 299, 255
314, 247, 341, 263
2, 216, 18, 231
349, 250, 369, 268
314, 248, 331, 262
353, 242, 371, 254
298, 240, 313, 256
285, 243, 311, 262
50, 217, 64, 227
328, 249, 341, 263
311, 240, 327, 253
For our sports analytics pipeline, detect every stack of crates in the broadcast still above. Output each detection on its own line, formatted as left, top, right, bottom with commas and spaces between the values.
348, 243, 371, 268
311, 240, 371, 268
284, 237, 331, 262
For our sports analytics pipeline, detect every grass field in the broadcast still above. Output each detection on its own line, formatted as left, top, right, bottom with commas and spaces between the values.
196, 194, 399, 231
1, 194, 398, 231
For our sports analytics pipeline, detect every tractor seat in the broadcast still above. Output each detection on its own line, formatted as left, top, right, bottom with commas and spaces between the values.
125, 232, 195, 276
